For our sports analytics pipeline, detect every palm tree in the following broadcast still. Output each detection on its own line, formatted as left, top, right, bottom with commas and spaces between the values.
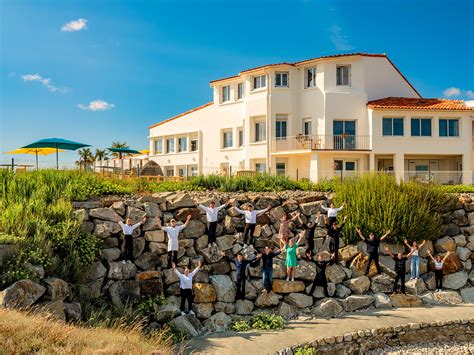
94, 148, 109, 161
76, 148, 94, 170
111, 141, 130, 159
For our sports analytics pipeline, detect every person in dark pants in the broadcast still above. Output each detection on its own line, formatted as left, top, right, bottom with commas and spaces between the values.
118, 217, 146, 264
320, 201, 345, 226
356, 228, 391, 275
324, 213, 347, 264
384, 246, 412, 294
234, 204, 271, 246
427, 250, 450, 292
222, 251, 258, 300
256, 246, 282, 293
198, 201, 228, 248
304, 217, 318, 257
173, 261, 201, 316
157, 215, 192, 268
305, 251, 334, 297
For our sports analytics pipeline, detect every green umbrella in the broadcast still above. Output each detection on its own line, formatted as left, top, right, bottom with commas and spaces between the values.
107, 147, 141, 159
22, 138, 90, 169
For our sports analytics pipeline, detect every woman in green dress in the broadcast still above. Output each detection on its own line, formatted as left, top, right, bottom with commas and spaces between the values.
284, 234, 304, 281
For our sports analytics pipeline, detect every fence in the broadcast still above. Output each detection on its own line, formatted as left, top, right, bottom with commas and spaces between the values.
272, 134, 371, 152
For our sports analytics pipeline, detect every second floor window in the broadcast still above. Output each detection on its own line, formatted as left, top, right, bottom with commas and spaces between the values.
154, 139, 163, 154
237, 83, 244, 99
253, 75, 266, 90
223, 131, 233, 148
222, 86, 230, 102
166, 138, 175, 153
306, 67, 316, 88
411, 118, 432, 137
303, 120, 312, 137
439, 119, 459, 137
255, 122, 266, 142
238, 129, 244, 147
383, 118, 404, 136
275, 72, 289, 87
276, 120, 287, 140
178, 137, 187, 152
190, 139, 198, 151
336, 65, 350, 86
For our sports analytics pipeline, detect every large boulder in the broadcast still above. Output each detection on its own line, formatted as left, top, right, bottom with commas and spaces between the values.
136, 270, 162, 281
294, 260, 316, 281
312, 298, 343, 318
64, 302, 82, 321
0, 280, 46, 308
235, 299, 254, 315
344, 276, 370, 294
389, 294, 423, 308
135, 252, 161, 270
162, 268, 180, 285
272, 280, 305, 294
42, 278, 70, 301
285, 292, 314, 308
460, 287, 474, 303
148, 242, 168, 254
192, 303, 214, 319
198, 247, 224, 264
373, 293, 392, 309
214, 302, 235, 314
443, 271, 468, 290
89, 207, 122, 222
405, 278, 427, 295
277, 302, 298, 319
139, 279, 164, 297
370, 274, 395, 293
350, 253, 378, 278
169, 315, 202, 337
203, 312, 232, 333
193, 283, 217, 303
144, 230, 166, 243
93, 221, 121, 238
102, 248, 121, 261
167, 193, 196, 210
325, 264, 347, 284
36, 300, 66, 321
155, 303, 180, 322
308, 283, 336, 299
143, 202, 162, 218
435, 236, 456, 253
107, 261, 137, 279
456, 246, 471, 261
108, 280, 141, 307
125, 207, 147, 223
433, 290, 463, 304
341, 295, 374, 312
442, 253, 463, 274
210, 275, 236, 302
183, 220, 206, 239
216, 235, 237, 251
299, 201, 324, 215
335, 284, 351, 298
255, 291, 282, 308
338, 246, 360, 262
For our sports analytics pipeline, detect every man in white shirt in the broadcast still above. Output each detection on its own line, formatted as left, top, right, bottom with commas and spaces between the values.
172, 260, 202, 315
234, 204, 271, 246
198, 201, 228, 248
117, 217, 146, 264
320, 202, 344, 226
157, 215, 192, 268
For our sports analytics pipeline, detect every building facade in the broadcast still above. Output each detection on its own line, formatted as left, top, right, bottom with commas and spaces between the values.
148, 53, 474, 185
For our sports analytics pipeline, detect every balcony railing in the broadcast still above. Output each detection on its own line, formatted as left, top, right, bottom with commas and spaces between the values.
272, 134, 371, 152
405, 171, 463, 185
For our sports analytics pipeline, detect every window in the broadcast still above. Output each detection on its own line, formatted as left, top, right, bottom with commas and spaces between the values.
439, 119, 459, 137
255, 122, 266, 142
276, 162, 286, 176
222, 130, 233, 148
303, 120, 312, 137
154, 139, 163, 154
190, 139, 198, 151
411, 118, 432, 137
177, 167, 186, 177
306, 67, 316, 88
178, 137, 187, 152
382, 118, 404, 136
166, 138, 175, 153
238, 129, 244, 147
275, 72, 289, 87
165, 167, 174, 177
276, 119, 287, 140
253, 75, 267, 90
190, 165, 198, 177
237, 83, 244, 100
336, 65, 350, 86
222, 85, 230, 102
255, 163, 266, 173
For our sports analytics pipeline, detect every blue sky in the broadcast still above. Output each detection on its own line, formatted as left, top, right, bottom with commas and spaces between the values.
1, 0, 473, 167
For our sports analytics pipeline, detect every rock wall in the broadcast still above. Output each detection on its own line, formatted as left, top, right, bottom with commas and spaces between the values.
1, 191, 474, 334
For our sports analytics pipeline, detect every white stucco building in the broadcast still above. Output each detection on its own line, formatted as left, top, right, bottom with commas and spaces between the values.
148, 53, 474, 185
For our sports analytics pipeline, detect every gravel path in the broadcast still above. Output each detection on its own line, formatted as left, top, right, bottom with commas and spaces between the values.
368, 341, 474, 354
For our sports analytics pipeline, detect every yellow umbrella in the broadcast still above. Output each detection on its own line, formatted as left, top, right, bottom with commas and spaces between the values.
4, 148, 65, 169
139, 149, 150, 155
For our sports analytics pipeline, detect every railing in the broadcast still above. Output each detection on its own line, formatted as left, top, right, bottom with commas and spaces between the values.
404, 171, 463, 185
272, 134, 371, 152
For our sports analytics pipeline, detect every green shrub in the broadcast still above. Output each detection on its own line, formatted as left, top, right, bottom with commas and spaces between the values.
136, 295, 167, 321
230, 320, 251, 332
294, 345, 316, 355
161, 324, 188, 343
434, 185, 474, 193
335, 174, 453, 244
250, 312, 285, 330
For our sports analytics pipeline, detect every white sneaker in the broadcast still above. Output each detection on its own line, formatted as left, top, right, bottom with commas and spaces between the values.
180, 311, 186, 316
121, 260, 126, 265
213, 242, 217, 247
188, 310, 195, 315
286, 277, 289, 281
208, 244, 212, 248
291, 277, 295, 282
127, 260, 132, 264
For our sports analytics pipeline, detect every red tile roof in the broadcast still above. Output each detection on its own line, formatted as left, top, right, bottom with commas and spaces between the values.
149, 102, 213, 129
367, 97, 473, 111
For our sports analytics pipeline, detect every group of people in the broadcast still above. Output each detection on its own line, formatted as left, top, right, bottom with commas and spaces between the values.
116, 200, 450, 315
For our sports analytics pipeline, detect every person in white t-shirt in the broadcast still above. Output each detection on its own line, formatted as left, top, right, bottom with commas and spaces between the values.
320, 202, 344, 226
403, 239, 426, 279
157, 215, 192, 268
198, 201, 229, 248
427, 250, 450, 292
117, 217, 147, 264
234, 204, 271, 246
172, 260, 202, 315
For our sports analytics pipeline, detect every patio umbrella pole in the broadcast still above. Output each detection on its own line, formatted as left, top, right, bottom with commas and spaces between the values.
56, 145, 59, 170
36, 151, 38, 170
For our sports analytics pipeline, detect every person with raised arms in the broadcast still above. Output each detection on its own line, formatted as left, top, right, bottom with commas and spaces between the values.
356, 227, 391, 275
156, 214, 192, 268
198, 201, 229, 248
320, 201, 345, 225
403, 239, 426, 280
427, 250, 450, 292
234, 204, 271, 247
384, 246, 414, 294
221, 251, 258, 300
278, 213, 300, 249
256, 245, 282, 293
283, 234, 305, 282
117, 216, 147, 264
324, 212, 347, 264
172, 260, 202, 316
304, 250, 334, 297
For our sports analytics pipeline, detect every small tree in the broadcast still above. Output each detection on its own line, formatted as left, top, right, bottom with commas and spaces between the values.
76, 148, 94, 171
110, 141, 130, 159
94, 149, 109, 161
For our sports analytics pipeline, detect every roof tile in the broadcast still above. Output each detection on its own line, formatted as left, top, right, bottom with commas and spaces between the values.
367, 97, 473, 111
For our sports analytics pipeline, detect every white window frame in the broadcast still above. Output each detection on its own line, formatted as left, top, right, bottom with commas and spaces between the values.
255, 122, 266, 142
166, 138, 175, 153
190, 139, 198, 152
238, 128, 244, 147
336, 65, 351, 86
306, 67, 317, 88
255, 162, 266, 173
222, 85, 230, 102
303, 119, 312, 137
276, 115, 288, 140
253, 75, 267, 90
439, 118, 460, 137
237, 82, 244, 100
178, 137, 187, 152
276, 162, 286, 176
275, 72, 289, 87
222, 130, 233, 148
154, 139, 163, 154
190, 165, 198, 177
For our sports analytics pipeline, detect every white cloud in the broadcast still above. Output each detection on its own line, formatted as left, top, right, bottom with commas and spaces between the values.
61, 18, 87, 32
443, 87, 461, 97
465, 90, 474, 99
78, 100, 115, 111
329, 25, 354, 51
21, 73, 69, 93
465, 100, 474, 107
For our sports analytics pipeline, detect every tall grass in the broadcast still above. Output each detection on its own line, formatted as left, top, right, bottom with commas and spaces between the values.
335, 174, 453, 244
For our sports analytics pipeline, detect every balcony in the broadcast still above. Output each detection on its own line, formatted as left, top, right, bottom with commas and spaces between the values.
272, 134, 371, 153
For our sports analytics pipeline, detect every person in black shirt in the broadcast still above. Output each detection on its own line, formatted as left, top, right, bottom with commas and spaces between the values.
256, 246, 282, 293
384, 246, 414, 294
323, 212, 347, 264
356, 228, 391, 275
221, 251, 258, 300
304, 219, 318, 257
304, 250, 334, 297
